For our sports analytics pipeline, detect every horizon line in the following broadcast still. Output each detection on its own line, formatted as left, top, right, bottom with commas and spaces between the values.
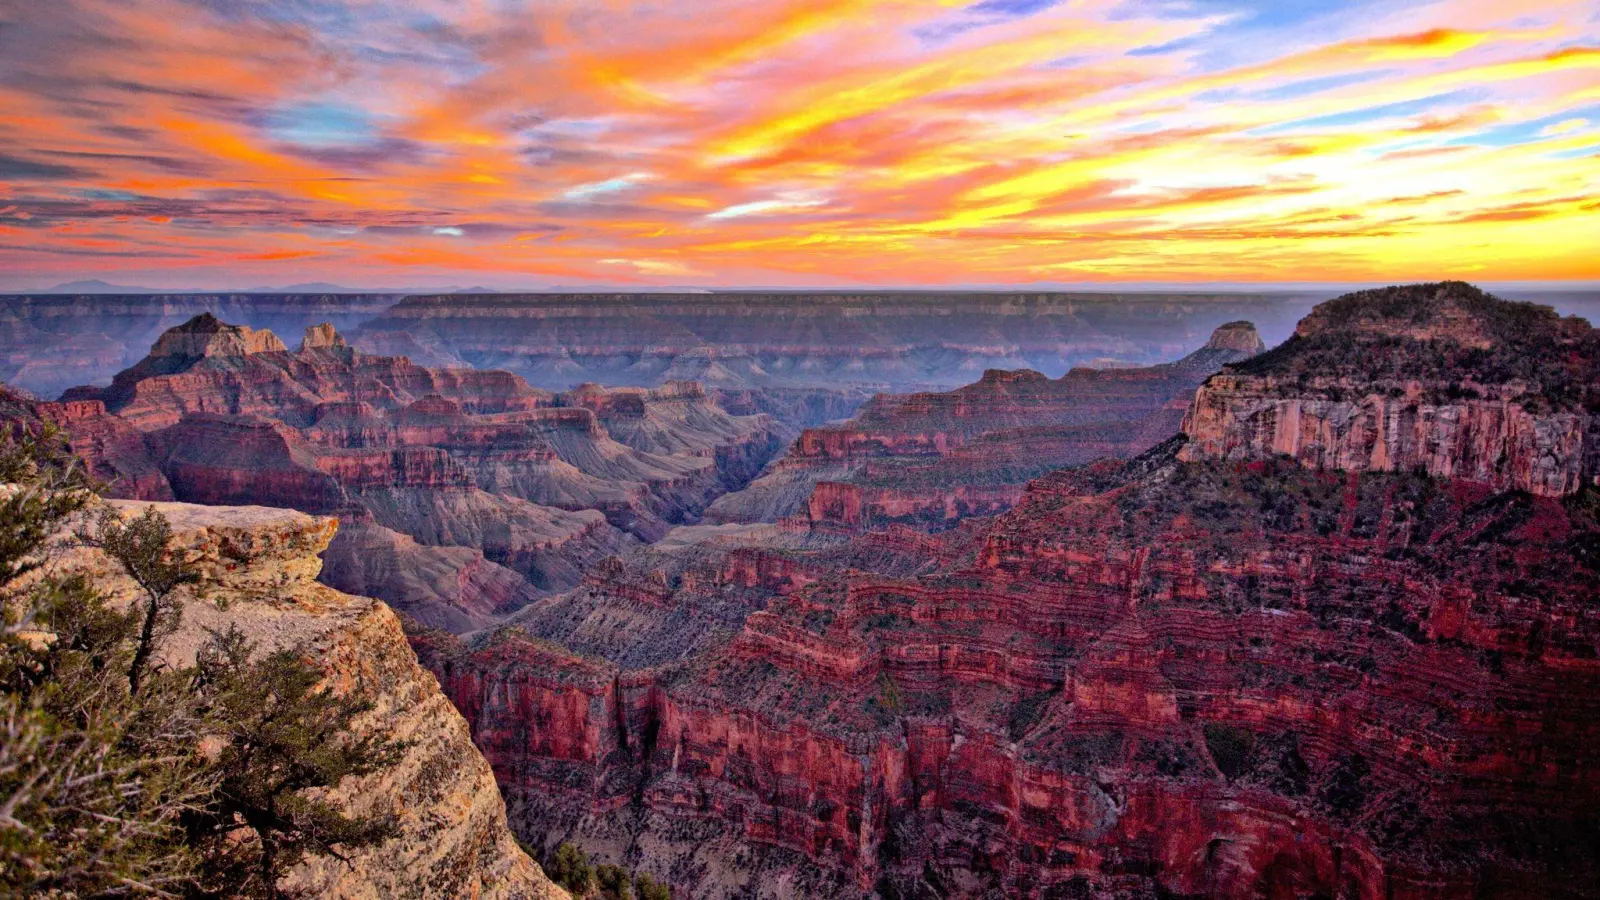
5, 279, 1599, 296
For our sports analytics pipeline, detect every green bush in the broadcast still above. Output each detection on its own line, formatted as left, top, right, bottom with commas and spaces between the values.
635, 872, 672, 900
0, 425, 403, 898
548, 842, 595, 894
596, 862, 633, 899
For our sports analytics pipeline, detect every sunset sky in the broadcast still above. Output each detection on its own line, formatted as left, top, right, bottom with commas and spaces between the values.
0, 0, 1597, 289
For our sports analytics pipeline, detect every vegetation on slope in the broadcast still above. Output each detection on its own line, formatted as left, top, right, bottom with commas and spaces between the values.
0, 425, 403, 898
1231, 282, 1600, 412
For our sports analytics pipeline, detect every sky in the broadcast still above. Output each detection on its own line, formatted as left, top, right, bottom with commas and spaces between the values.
0, 0, 1597, 290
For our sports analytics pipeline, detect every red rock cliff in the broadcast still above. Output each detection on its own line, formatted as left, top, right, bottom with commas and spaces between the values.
1182, 283, 1600, 496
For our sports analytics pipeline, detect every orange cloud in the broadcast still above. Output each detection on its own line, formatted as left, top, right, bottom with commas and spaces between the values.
0, 0, 1595, 287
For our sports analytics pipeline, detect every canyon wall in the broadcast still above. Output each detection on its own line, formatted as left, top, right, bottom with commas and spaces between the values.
29, 314, 786, 630
0, 292, 400, 398
410, 285, 1600, 899
352, 292, 1315, 392
1181, 282, 1600, 497
710, 322, 1264, 530
421, 448, 1600, 899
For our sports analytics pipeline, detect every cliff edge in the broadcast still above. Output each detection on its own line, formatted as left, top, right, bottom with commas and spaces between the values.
1182, 282, 1600, 495
57, 500, 567, 900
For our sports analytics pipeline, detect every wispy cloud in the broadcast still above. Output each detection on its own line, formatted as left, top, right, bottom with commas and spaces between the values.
0, 0, 1596, 287
708, 196, 827, 219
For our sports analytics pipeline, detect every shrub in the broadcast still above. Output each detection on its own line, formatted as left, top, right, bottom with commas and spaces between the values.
548, 842, 595, 894
597, 862, 633, 899
635, 871, 672, 900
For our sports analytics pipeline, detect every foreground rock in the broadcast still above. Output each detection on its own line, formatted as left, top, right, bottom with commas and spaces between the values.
54, 500, 567, 900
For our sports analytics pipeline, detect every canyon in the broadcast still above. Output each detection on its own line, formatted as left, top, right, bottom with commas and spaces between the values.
4, 281, 1598, 898
406, 283, 1600, 899
2, 290, 1329, 409
708, 321, 1265, 530
350, 291, 1316, 396
0, 292, 402, 399
23, 312, 788, 631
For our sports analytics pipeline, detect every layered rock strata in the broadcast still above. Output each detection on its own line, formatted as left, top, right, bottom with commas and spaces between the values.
1182, 282, 1600, 496
0, 292, 400, 398
352, 292, 1314, 392
412, 286, 1600, 899
38, 317, 781, 628
709, 323, 1263, 529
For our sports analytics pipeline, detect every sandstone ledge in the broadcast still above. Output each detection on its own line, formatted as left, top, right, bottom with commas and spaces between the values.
57, 500, 568, 900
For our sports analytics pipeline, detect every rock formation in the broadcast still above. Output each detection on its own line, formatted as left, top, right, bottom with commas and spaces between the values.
55, 500, 567, 900
0, 292, 401, 399
36, 316, 785, 629
407, 285, 1600, 899
351, 291, 1316, 393
14, 283, 1600, 898
709, 323, 1263, 529
1182, 282, 1600, 496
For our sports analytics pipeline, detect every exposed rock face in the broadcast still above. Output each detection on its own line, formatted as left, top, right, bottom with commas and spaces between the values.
407, 287, 1600, 900
320, 520, 543, 633
148, 312, 289, 358
31, 396, 175, 500
20, 284, 1600, 898
71, 318, 547, 431
1182, 381, 1596, 496
301, 321, 349, 351
709, 324, 1262, 529
1201, 319, 1268, 354
58, 500, 566, 900
29, 314, 796, 631
558, 380, 786, 490
45, 318, 752, 626
711, 385, 872, 430
421, 445, 1600, 899
1182, 283, 1600, 496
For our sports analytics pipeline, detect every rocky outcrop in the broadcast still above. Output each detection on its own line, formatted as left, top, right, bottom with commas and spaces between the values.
558, 381, 786, 489
408, 287, 1600, 899
422, 446, 1600, 899
320, 520, 544, 633
69, 318, 548, 431
1181, 283, 1600, 496
1200, 319, 1268, 355
57, 500, 566, 900
147, 312, 289, 358
31, 397, 175, 500
301, 321, 350, 352
1181, 379, 1597, 496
